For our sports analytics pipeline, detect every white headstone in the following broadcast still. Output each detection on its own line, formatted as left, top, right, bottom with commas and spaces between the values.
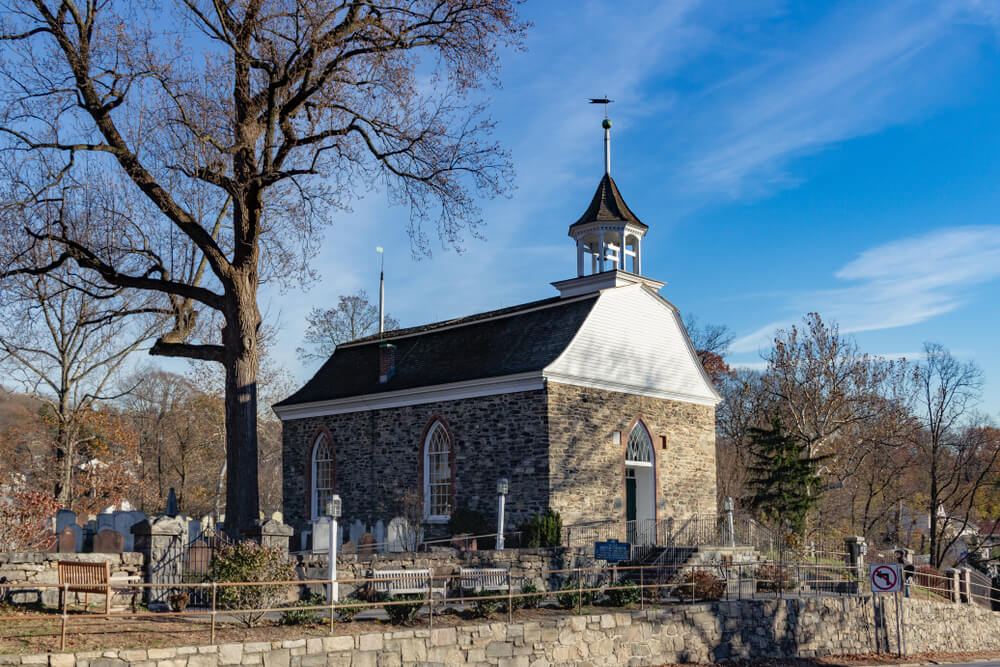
387, 517, 412, 553
311, 518, 334, 554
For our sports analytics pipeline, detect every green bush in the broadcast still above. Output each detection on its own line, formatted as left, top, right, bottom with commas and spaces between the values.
279, 593, 324, 626
513, 582, 541, 610
673, 570, 725, 602
210, 541, 296, 627
605, 580, 640, 608
469, 589, 503, 618
335, 595, 364, 622
519, 509, 562, 548
384, 593, 423, 624
557, 576, 595, 610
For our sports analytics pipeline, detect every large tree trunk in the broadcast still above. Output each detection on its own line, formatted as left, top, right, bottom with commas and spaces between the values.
221, 273, 261, 540
55, 392, 73, 508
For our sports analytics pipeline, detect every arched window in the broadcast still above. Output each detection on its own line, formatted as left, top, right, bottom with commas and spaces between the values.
626, 423, 653, 466
423, 421, 453, 520
311, 433, 335, 520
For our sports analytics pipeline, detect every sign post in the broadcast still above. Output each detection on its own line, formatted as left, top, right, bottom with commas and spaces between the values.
595, 539, 632, 589
869, 564, 902, 656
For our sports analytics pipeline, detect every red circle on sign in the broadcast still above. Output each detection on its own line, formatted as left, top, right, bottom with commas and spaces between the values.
871, 565, 898, 591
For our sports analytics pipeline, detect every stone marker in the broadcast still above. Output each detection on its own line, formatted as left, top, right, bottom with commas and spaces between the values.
93, 529, 124, 553
57, 525, 77, 553
358, 533, 377, 556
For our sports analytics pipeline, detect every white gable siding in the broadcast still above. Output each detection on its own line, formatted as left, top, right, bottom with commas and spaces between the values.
543, 285, 722, 405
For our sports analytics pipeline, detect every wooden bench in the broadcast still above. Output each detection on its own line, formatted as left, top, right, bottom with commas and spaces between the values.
370, 569, 445, 597
459, 567, 514, 593
57, 561, 140, 613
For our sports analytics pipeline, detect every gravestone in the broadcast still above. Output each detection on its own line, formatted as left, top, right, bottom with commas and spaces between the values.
374, 520, 386, 551
349, 519, 365, 544
310, 518, 344, 554
94, 529, 124, 554
114, 511, 146, 552
165, 488, 179, 517
386, 517, 411, 553
96, 513, 115, 533
341, 540, 356, 555
56, 509, 76, 536
358, 533, 377, 556
57, 525, 78, 553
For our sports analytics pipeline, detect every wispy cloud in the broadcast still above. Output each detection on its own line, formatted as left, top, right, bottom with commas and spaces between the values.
679, 2, 990, 198
730, 226, 1000, 353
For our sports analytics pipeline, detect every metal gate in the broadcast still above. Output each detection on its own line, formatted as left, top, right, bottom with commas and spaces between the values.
181, 528, 231, 607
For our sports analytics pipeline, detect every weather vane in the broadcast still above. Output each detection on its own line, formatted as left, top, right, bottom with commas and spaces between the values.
589, 96, 614, 120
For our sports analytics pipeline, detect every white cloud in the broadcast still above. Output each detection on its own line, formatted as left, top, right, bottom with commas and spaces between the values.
680, 3, 987, 198
729, 226, 1000, 353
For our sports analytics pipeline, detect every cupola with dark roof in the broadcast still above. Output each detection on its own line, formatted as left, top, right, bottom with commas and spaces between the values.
552, 112, 664, 298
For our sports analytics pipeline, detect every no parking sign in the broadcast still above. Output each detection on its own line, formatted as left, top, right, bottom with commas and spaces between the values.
869, 564, 902, 593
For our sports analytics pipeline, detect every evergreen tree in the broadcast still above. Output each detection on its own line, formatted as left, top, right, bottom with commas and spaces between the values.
748, 418, 827, 535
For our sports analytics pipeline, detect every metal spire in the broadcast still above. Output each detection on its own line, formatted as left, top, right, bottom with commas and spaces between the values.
589, 97, 614, 175
376, 246, 385, 335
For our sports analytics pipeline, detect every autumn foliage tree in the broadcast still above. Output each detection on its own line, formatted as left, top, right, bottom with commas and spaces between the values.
0, 1, 526, 537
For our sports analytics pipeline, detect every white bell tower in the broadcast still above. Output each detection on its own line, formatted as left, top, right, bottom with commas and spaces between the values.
552, 107, 663, 298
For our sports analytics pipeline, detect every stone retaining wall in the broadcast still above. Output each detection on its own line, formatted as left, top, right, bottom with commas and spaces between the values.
0, 553, 144, 607
8, 595, 1000, 666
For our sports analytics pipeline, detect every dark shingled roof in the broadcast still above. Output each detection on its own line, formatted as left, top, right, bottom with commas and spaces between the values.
275, 294, 600, 407
570, 174, 647, 231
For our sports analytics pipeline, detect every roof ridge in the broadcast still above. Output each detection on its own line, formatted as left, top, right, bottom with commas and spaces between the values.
340, 292, 595, 348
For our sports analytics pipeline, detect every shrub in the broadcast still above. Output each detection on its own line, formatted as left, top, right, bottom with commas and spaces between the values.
519, 509, 562, 548
673, 570, 725, 602
513, 582, 541, 610
209, 541, 296, 627
279, 593, 324, 626
755, 563, 797, 593
335, 595, 364, 622
469, 589, 503, 618
384, 593, 423, 624
557, 576, 596, 610
605, 580, 640, 608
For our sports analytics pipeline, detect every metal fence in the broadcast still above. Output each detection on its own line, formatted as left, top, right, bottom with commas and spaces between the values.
4, 559, 996, 652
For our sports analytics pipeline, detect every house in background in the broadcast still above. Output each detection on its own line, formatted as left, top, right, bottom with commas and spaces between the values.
274, 119, 721, 549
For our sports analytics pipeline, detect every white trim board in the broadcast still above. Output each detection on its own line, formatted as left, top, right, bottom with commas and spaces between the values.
272, 372, 545, 419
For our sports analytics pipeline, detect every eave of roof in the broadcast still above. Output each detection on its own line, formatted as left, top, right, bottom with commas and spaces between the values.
569, 173, 647, 231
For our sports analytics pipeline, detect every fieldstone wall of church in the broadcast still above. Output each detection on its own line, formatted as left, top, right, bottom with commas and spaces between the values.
545, 382, 717, 526
281, 389, 552, 540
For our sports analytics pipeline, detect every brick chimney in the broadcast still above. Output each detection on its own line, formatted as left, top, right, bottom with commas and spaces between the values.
379, 343, 396, 383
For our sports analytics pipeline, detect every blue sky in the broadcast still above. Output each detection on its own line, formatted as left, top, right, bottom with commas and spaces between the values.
265, 0, 1000, 414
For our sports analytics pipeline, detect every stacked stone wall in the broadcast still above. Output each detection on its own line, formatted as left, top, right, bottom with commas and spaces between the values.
545, 382, 717, 526
10, 596, 1000, 666
281, 390, 551, 540
0, 552, 144, 606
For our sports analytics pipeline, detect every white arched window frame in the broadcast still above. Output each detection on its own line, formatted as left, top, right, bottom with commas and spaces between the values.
423, 422, 453, 522
626, 423, 653, 467
311, 433, 335, 520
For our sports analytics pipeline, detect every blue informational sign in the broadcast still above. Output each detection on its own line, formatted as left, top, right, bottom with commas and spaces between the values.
594, 539, 631, 562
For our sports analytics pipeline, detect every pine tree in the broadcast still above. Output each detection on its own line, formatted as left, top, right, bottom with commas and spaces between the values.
747, 418, 827, 535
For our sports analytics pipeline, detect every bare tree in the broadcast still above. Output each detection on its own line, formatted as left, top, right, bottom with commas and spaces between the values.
296, 290, 399, 363
0, 243, 158, 508
0, 1, 524, 537
909, 343, 997, 567
762, 313, 911, 494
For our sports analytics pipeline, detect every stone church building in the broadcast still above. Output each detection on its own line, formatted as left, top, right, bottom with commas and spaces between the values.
275, 120, 721, 547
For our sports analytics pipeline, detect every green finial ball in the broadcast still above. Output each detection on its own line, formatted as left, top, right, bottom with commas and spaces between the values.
602, 118, 612, 129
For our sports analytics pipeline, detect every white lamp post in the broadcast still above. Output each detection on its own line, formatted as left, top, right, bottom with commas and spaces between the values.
496, 478, 509, 550
724, 497, 735, 548
326, 495, 342, 602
